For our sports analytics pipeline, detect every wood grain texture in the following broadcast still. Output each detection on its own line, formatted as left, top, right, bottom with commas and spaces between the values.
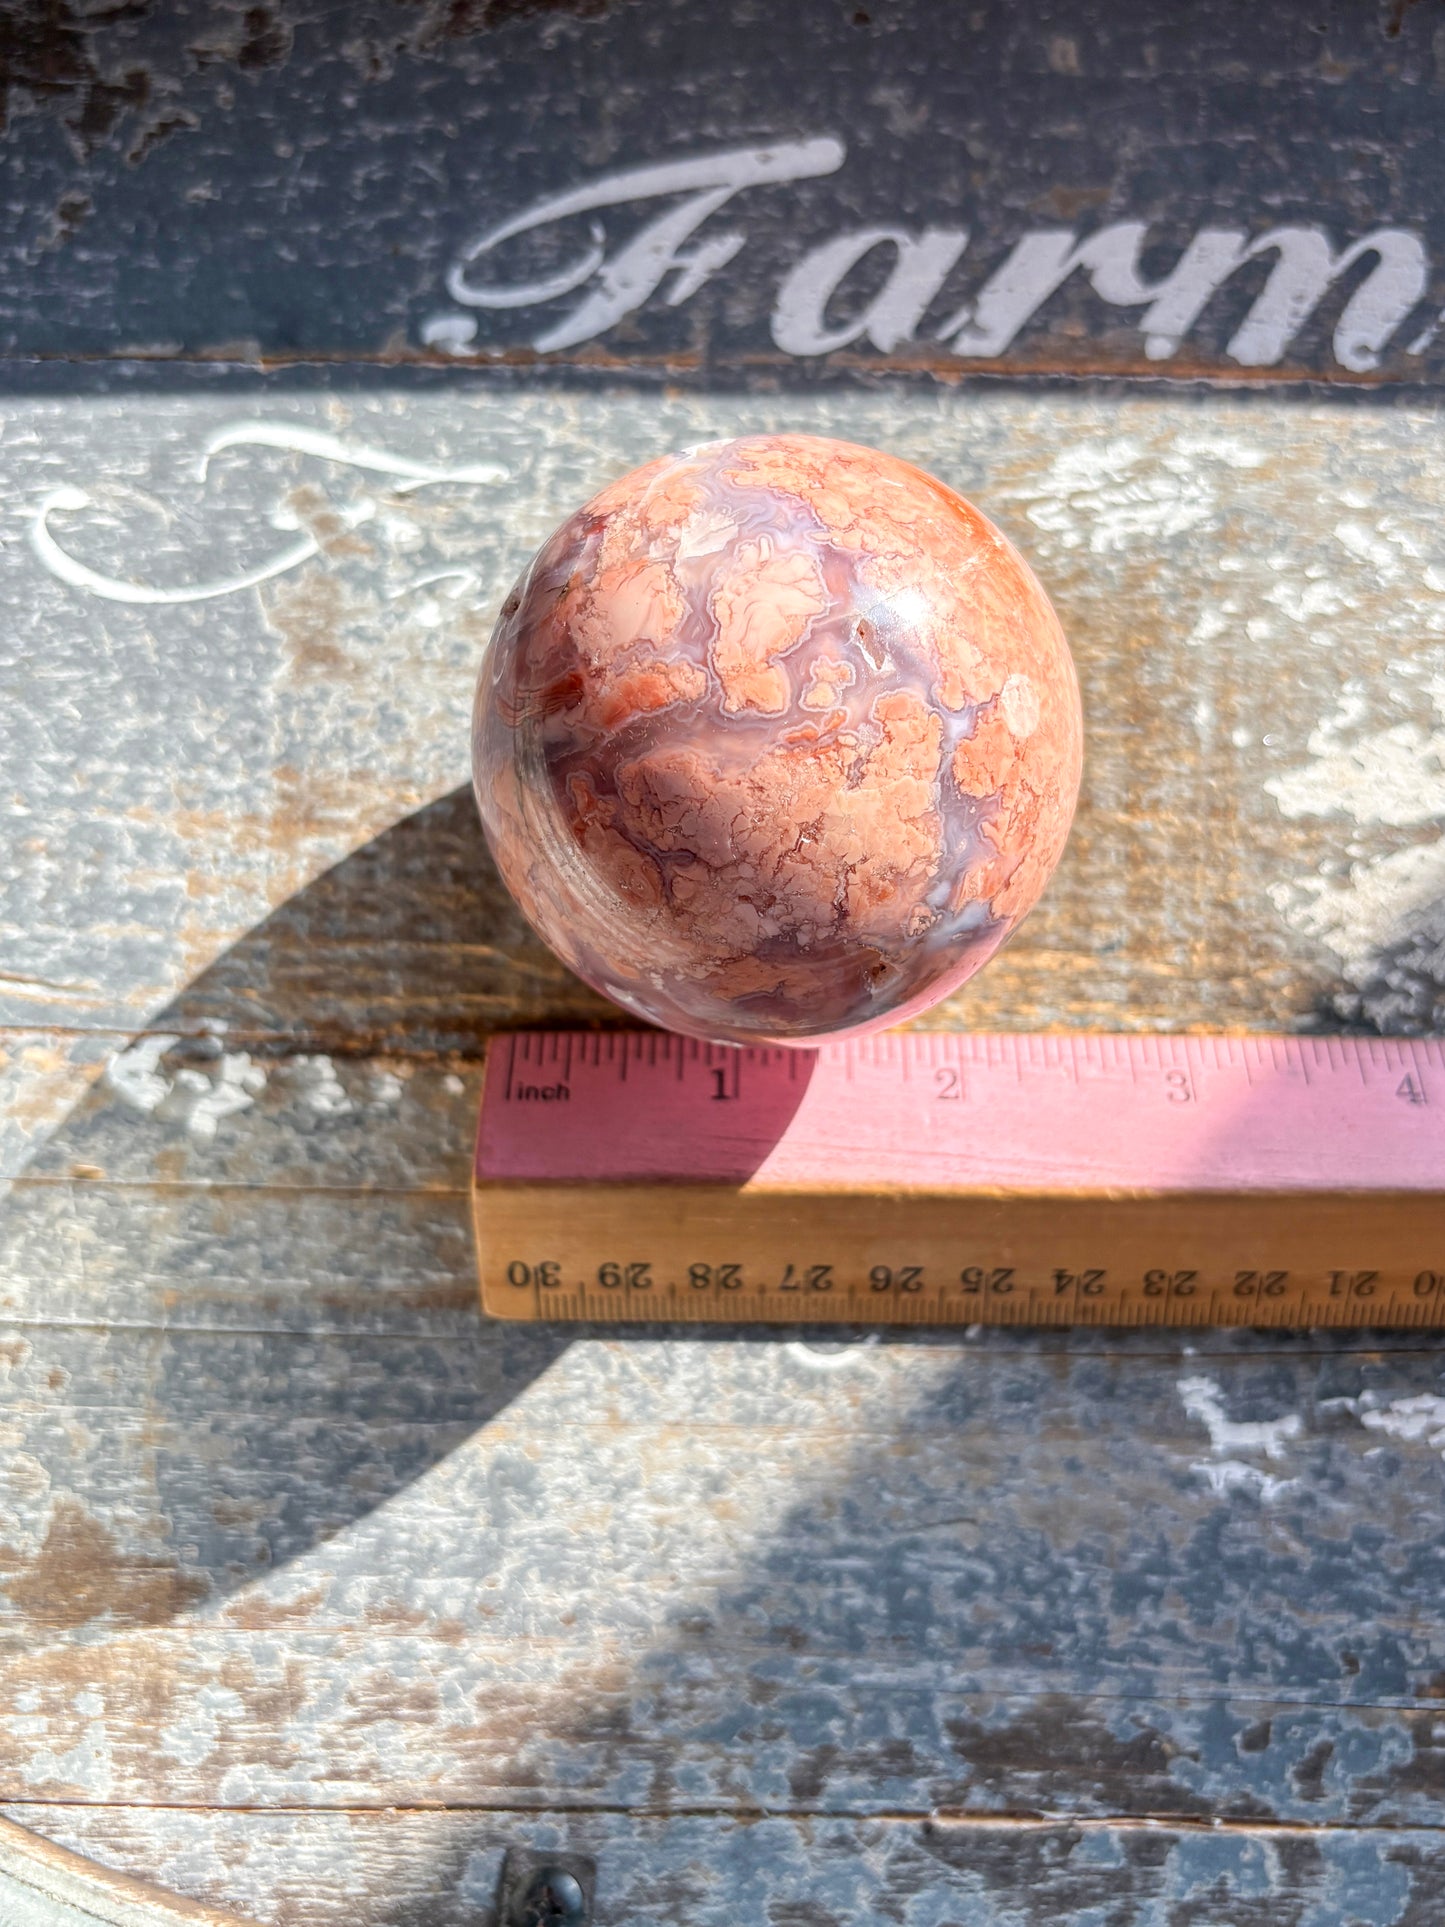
16, 1805, 1445, 1927
6, 1273, 1445, 1824
1, 0, 1443, 385
0, 1816, 246, 1927
7, 380, 1445, 1920
5, 385, 1445, 1077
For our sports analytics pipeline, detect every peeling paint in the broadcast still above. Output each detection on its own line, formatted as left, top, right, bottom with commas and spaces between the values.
288, 1056, 353, 1118
1178, 1374, 1303, 1461
1328, 1390, 1445, 1456
1266, 722, 1445, 828
1009, 433, 1265, 557
1270, 837, 1445, 988
105, 1035, 181, 1114
1191, 1459, 1299, 1502
106, 1037, 266, 1143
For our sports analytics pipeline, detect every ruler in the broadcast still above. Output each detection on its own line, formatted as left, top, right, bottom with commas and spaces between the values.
472, 1031, 1445, 1327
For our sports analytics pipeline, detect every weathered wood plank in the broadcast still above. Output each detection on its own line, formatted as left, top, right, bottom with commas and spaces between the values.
13, 1044, 480, 1193
0, 1817, 245, 1927
7, 12, 1445, 1921
2, 1, 1443, 386
6, 1326, 1445, 1826
7, 280, 1445, 1921
6, 389, 1445, 1090
20, 1036, 1445, 1339
7, 1031, 1445, 1349
0, 1180, 475, 1333
9, 1629, 1445, 1828
14, 1805, 1445, 1927
0, 1033, 115, 1200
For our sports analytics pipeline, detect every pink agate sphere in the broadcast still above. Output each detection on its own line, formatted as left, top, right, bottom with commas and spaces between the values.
472, 434, 1082, 1045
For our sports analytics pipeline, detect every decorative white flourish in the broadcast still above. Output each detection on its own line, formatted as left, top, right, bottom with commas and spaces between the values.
194, 422, 507, 491
31, 490, 321, 605
784, 1335, 882, 1373
1192, 1460, 1298, 1503
1324, 1391, 1445, 1458
30, 421, 509, 606
1179, 1374, 1303, 1459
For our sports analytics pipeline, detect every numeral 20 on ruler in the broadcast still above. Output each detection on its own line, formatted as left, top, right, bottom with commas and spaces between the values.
472, 1032, 1445, 1326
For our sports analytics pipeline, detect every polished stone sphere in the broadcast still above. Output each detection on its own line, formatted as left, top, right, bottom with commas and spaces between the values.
472, 434, 1082, 1044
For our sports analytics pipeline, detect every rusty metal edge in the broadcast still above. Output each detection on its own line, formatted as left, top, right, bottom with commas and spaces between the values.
0, 1816, 254, 1927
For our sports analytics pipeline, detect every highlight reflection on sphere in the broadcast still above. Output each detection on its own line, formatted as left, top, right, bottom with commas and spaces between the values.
473, 434, 1083, 1044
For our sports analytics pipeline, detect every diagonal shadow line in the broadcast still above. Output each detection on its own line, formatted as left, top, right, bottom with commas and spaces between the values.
9, 788, 1445, 1927
0, 790, 607, 1627
135, 784, 622, 1058
4, 783, 1444, 1637
0, 787, 784, 1635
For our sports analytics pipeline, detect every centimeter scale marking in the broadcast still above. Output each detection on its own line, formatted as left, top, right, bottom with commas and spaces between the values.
472, 1031, 1445, 1327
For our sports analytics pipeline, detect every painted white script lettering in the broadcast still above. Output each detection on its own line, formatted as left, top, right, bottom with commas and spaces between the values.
1228, 226, 1429, 372
431, 139, 1436, 371
772, 226, 970, 355
442, 138, 845, 354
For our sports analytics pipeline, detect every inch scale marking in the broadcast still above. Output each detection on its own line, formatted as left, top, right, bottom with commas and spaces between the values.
473, 1032, 1445, 1327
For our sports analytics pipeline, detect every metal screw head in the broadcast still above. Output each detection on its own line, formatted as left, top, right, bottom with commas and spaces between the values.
498, 1849, 595, 1927
520, 1868, 586, 1925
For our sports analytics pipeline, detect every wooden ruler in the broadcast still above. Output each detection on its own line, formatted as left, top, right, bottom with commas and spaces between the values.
472, 1031, 1445, 1326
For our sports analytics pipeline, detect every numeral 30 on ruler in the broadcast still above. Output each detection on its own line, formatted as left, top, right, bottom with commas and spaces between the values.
472, 1032, 1445, 1326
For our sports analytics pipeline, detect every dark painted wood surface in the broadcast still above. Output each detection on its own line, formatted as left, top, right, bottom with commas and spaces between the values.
2, 0, 1445, 384
6, 6, 1445, 1924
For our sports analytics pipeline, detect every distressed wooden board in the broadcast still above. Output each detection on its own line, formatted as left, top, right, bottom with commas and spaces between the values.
1, 1, 1445, 385
7, 1315, 1445, 1824
15, 1805, 1445, 1927
14, 1046, 480, 1193
11, 1625, 1445, 1826
5, 386, 1445, 1091
0, 1816, 244, 1927
25, 1041, 1445, 1339
7, 319, 1445, 1921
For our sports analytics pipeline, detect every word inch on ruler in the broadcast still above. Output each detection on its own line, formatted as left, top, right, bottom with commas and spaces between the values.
472, 1031, 1445, 1327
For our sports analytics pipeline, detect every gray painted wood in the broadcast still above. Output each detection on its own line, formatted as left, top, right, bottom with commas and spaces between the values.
6, 355, 1445, 1917
14, 1805, 1445, 1927
6, 1307, 1445, 1828
5, 385, 1445, 1078
0, 1817, 244, 1927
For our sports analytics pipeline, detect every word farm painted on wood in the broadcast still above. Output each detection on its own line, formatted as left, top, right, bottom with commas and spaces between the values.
427, 139, 1440, 377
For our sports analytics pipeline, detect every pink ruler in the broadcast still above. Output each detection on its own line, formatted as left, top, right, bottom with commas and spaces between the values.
478, 1030, 1445, 1193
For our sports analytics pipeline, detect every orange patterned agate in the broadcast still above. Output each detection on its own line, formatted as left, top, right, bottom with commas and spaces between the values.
472, 434, 1082, 1044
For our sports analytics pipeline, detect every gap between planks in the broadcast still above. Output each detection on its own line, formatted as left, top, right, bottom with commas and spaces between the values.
5, 1178, 471, 1198
0, 349, 1437, 392
0, 1027, 502, 1060
5, 1313, 1445, 1361
1, 1661, 1443, 1720
6, 1799, 1445, 1840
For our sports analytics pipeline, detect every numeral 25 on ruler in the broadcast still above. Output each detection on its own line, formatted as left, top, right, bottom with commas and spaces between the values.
472, 1032, 1445, 1326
